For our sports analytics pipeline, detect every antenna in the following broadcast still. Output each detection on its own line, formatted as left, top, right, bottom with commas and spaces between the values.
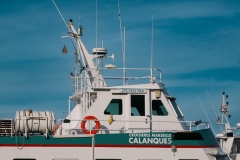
96, 0, 98, 50
123, 26, 126, 85
118, 0, 125, 85
95, 0, 99, 68
150, 14, 153, 83
101, 39, 104, 74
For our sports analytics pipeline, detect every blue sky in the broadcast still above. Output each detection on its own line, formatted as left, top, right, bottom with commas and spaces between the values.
0, 0, 240, 135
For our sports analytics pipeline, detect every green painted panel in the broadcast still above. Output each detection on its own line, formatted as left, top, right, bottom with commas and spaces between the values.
0, 129, 219, 147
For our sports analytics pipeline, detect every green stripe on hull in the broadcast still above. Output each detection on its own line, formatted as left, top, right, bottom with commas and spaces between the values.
0, 129, 219, 147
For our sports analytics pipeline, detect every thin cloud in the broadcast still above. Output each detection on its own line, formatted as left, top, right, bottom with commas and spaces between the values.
146, 1, 240, 20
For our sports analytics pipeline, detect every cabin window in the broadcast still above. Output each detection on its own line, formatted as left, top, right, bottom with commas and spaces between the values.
173, 133, 203, 140
152, 100, 168, 116
13, 159, 36, 160
131, 95, 145, 116
104, 99, 122, 115
52, 158, 79, 160
215, 158, 229, 160
233, 140, 240, 153
96, 159, 121, 160
169, 99, 183, 118
52, 159, 79, 160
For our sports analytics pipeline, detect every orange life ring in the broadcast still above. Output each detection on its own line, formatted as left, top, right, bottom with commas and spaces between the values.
53, 124, 61, 135
81, 116, 100, 134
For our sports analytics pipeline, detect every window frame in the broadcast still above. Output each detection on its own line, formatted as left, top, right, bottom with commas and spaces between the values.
104, 99, 123, 115
130, 95, 145, 116
151, 99, 169, 116
168, 98, 184, 118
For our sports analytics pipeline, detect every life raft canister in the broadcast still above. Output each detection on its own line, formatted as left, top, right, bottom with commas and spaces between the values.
81, 116, 100, 134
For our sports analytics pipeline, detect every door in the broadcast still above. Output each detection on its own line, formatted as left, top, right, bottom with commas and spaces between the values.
127, 93, 150, 132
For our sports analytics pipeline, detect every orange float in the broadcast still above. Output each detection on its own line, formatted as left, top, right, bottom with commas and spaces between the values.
53, 124, 61, 135
81, 116, 100, 134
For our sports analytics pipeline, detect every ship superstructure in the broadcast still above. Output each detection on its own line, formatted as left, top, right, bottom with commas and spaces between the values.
216, 92, 240, 160
0, 16, 229, 160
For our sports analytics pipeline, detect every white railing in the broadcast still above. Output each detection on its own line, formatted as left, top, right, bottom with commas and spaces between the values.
0, 118, 209, 137
57, 119, 209, 135
70, 68, 163, 94
101, 68, 162, 83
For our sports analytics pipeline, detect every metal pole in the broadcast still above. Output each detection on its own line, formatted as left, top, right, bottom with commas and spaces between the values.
68, 98, 71, 129
150, 14, 153, 82
92, 135, 95, 160
123, 26, 126, 85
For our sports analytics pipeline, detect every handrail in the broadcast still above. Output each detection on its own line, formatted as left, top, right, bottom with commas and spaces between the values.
57, 119, 210, 135
72, 67, 162, 85
0, 117, 209, 137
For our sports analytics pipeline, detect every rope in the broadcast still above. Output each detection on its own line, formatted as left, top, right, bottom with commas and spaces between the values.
16, 129, 25, 150
205, 88, 223, 132
52, 0, 69, 31
197, 95, 216, 135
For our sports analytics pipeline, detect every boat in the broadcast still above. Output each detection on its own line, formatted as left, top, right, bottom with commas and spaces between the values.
216, 92, 240, 160
0, 8, 229, 160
